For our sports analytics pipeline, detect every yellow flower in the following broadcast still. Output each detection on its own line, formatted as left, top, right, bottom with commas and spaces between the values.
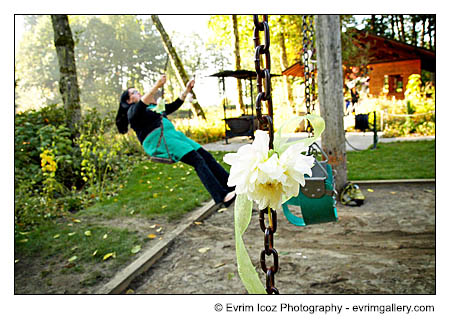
40, 150, 57, 172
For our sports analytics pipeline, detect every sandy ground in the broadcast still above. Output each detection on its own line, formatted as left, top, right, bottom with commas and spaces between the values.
130, 182, 435, 294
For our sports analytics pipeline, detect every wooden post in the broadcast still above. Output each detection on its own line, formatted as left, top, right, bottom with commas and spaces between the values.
315, 15, 347, 192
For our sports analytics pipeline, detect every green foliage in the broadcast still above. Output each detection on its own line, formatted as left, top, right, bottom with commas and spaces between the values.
75, 108, 124, 199
171, 111, 224, 145
14, 104, 136, 230
382, 74, 435, 137
15, 105, 70, 184
39, 124, 74, 196
14, 102, 228, 232
359, 15, 435, 50
16, 15, 166, 113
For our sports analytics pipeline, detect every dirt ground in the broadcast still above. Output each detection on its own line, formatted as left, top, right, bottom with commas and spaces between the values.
129, 182, 436, 294
15, 182, 435, 295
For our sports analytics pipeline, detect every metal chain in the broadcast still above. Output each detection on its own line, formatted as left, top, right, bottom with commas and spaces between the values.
253, 15, 279, 295
302, 15, 311, 116
308, 16, 317, 111
253, 15, 274, 148
302, 15, 316, 134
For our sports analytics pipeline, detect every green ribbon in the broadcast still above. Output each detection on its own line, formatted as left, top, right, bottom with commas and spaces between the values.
273, 114, 325, 154
148, 98, 166, 113
234, 194, 266, 294
233, 114, 325, 294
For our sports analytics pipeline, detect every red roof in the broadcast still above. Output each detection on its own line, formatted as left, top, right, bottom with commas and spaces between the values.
282, 30, 435, 76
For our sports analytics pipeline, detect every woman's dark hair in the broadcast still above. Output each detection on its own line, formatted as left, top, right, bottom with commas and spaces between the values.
116, 89, 131, 134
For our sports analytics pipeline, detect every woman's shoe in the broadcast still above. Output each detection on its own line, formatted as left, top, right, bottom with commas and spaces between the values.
223, 191, 236, 208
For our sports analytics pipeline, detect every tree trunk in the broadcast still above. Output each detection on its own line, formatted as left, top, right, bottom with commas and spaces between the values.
394, 15, 401, 40
420, 15, 426, 47
427, 15, 434, 50
371, 15, 377, 33
390, 15, 396, 39
398, 15, 406, 42
278, 16, 295, 114
315, 15, 347, 192
411, 16, 418, 46
51, 14, 81, 134
231, 15, 245, 114
151, 15, 206, 119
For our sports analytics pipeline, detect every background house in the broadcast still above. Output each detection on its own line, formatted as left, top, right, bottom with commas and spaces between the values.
282, 30, 436, 100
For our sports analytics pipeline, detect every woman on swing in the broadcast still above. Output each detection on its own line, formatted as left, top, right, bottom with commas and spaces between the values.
116, 75, 236, 207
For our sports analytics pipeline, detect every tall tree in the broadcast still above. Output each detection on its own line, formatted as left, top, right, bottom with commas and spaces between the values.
231, 15, 245, 114
370, 15, 376, 33
51, 15, 81, 134
277, 16, 295, 113
389, 15, 396, 39
17, 15, 166, 113
420, 15, 426, 47
398, 15, 406, 42
428, 15, 435, 50
151, 15, 206, 119
315, 15, 347, 192
411, 15, 418, 46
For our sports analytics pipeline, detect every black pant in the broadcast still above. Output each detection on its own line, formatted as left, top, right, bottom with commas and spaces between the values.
181, 148, 234, 203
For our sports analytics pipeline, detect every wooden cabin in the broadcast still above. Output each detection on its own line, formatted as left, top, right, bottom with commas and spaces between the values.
282, 31, 436, 100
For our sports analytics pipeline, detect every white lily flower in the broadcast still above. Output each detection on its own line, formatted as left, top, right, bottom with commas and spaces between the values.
224, 130, 315, 210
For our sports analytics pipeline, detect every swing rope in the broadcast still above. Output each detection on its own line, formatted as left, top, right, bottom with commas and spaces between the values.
160, 55, 169, 100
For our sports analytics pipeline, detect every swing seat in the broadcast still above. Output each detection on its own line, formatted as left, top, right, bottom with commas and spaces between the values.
149, 156, 175, 164
282, 161, 338, 226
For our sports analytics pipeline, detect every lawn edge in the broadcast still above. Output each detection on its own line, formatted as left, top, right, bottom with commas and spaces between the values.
95, 199, 219, 294
353, 179, 435, 184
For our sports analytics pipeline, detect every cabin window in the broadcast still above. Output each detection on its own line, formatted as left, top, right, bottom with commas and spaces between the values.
384, 75, 404, 94
383, 75, 389, 93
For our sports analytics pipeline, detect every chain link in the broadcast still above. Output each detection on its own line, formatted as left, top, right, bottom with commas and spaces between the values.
253, 15, 278, 294
253, 15, 274, 149
302, 15, 316, 134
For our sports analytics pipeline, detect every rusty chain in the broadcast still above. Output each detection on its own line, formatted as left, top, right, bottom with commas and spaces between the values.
253, 15, 274, 148
302, 15, 316, 133
253, 14, 279, 295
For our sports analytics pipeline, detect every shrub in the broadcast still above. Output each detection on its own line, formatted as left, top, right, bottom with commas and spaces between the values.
382, 75, 435, 137
14, 105, 139, 229
15, 105, 69, 185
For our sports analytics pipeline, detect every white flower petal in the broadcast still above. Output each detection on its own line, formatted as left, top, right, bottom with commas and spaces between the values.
224, 128, 316, 209
252, 130, 270, 154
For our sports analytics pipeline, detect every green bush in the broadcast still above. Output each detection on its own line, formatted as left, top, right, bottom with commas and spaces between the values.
382, 75, 435, 137
355, 74, 435, 138
14, 105, 138, 230
15, 105, 69, 184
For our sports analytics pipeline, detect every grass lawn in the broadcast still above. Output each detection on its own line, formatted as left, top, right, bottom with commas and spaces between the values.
347, 140, 435, 180
78, 151, 229, 222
